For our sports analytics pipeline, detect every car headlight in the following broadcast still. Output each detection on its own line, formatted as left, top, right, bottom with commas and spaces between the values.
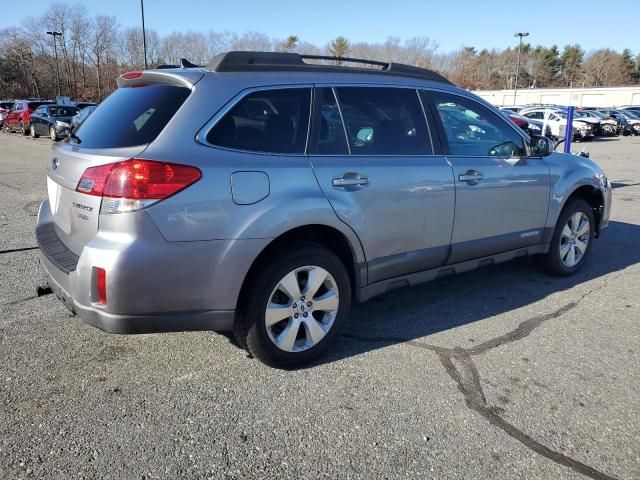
55, 120, 70, 128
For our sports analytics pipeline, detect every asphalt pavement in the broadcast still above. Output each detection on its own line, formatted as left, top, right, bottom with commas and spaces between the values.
1, 131, 638, 479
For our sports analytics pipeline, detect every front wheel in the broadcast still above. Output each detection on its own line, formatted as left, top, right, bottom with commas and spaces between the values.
49, 126, 58, 141
535, 199, 595, 276
234, 244, 352, 368
30, 123, 39, 138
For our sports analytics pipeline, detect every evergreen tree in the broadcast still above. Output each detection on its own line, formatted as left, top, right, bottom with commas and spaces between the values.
329, 36, 350, 64
560, 45, 584, 87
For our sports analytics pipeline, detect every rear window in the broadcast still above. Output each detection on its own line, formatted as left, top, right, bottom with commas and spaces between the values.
73, 85, 190, 148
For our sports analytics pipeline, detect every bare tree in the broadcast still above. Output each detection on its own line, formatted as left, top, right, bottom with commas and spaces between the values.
583, 49, 627, 86
88, 15, 117, 100
2, 3, 638, 102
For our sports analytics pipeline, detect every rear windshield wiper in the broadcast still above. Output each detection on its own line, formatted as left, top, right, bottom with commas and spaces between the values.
68, 132, 82, 144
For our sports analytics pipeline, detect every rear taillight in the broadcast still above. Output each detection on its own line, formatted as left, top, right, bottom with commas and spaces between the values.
96, 267, 107, 305
76, 159, 201, 214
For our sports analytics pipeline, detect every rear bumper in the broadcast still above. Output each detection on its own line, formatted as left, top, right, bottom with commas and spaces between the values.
36, 198, 268, 334
39, 255, 234, 334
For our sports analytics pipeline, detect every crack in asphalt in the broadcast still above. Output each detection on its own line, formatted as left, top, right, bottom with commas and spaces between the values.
343, 274, 625, 480
0, 246, 38, 255
1, 295, 38, 307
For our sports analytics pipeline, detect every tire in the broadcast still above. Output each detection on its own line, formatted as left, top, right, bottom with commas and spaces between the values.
20, 121, 28, 135
535, 199, 595, 276
233, 243, 352, 368
30, 123, 39, 138
50, 126, 58, 141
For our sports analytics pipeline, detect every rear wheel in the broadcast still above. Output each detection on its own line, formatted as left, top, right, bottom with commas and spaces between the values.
535, 199, 595, 276
20, 121, 28, 135
50, 126, 58, 141
234, 244, 352, 368
30, 123, 39, 138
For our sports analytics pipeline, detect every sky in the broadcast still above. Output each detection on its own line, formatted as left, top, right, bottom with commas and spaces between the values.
2, 0, 639, 53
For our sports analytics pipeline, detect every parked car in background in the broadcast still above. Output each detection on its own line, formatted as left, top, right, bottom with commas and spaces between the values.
70, 105, 97, 132
36, 51, 611, 368
573, 110, 611, 137
578, 110, 622, 136
520, 107, 594, 141
598, 109, 640, 136
617, 105, 640, 114
616, 109, 640, 135
503, 111, 550, 137
499, 106, 522, 114
29, 104, 79, 140
620, 108, 640, 118
4, 100, 53, 134
0, 101, 15, 127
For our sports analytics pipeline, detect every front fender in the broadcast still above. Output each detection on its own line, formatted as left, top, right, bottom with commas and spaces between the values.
544, 152, 611, 234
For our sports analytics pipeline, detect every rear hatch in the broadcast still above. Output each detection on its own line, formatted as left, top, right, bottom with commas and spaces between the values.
47, 70, 202, 256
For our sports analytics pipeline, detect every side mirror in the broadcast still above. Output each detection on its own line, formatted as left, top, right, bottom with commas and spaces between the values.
530, 135, 554, 156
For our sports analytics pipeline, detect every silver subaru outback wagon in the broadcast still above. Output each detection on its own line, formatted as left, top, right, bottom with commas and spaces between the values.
36, 51, 611, 368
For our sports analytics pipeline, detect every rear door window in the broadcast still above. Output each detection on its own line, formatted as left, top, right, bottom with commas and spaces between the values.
207, 88, 311, 154
73, 85, 190, 148
310, 87, 349, 155
334, 87, 431, 155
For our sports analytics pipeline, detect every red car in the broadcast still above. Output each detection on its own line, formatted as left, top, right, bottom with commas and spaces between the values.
0, 101, 15, 127
4, 100, 53, 135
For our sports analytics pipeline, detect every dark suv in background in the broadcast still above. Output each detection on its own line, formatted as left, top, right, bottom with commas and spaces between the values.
29, 104, 79, 140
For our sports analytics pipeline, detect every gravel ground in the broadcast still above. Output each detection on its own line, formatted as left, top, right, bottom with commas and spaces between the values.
0, 131, 639, 480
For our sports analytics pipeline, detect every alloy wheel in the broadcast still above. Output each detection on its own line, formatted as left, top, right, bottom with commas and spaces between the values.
265, 266, 339, 352
559, 212, 590, 267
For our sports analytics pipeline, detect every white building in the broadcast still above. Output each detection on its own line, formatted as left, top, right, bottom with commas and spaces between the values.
473, 86, 640, 107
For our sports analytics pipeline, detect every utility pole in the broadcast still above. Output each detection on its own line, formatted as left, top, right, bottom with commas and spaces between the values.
140, 0, 148, 69
513, 32, 529, 106
46, 31, 63, 97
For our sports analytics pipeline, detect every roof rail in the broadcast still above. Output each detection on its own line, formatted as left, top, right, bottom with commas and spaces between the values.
155, 58, 203, 70
208, 51, 452, 84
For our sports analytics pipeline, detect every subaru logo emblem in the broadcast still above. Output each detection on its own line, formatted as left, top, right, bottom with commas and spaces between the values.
52, 157, 60, 170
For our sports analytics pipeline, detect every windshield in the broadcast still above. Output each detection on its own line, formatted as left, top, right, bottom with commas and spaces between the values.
622, 110, 639, 119
49, 106, 79, 117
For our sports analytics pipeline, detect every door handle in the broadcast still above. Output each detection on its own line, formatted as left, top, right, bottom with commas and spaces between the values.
332, 173, 369, 190
458, 170, 484, 185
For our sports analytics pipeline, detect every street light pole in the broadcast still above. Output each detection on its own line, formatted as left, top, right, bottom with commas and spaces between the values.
140, 0, 148, 69
46, 31, 63, 97
513, 32, 529, 106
